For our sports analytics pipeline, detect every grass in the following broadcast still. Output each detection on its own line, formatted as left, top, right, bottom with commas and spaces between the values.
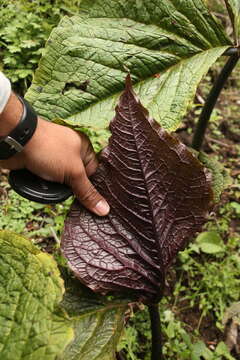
0, 174, 72, 247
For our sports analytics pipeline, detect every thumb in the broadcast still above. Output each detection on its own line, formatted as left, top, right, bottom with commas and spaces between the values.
69, 165, 110, 216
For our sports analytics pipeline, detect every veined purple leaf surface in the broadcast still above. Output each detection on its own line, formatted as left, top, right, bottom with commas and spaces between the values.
62, 75, 212, 302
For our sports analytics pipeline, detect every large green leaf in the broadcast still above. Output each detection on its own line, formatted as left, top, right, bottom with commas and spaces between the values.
26, 0, 230, 132
224, 0, 240, 43
0, 230, 73, 360
60, 278, 128, 360
0, 231, 128, 360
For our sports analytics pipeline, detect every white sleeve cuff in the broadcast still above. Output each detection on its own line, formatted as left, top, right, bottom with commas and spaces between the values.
0, 72, 11, 114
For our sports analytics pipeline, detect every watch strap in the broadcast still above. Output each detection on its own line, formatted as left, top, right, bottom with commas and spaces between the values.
0, 96, 38, 160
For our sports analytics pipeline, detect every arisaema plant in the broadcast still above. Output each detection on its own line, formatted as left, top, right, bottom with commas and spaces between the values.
1, 0, 240, 359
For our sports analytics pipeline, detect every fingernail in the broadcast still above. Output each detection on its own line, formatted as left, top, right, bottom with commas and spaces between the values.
94, 200, 110, 216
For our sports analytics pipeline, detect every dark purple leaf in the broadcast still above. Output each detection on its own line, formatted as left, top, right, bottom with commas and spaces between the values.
61, 75, 212, 303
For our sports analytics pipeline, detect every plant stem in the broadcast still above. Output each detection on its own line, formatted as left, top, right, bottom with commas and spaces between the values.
148, 304, 164, 360
223, 47, 238, 56
192, 53, 239, 151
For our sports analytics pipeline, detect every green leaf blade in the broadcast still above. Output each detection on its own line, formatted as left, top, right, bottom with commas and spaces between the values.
79, 0, 230, 48
224, 0, 240, 43
26, 0, 230, 132
68, 307, 124, 360
0, 231, 73, 360
196, 231, 225, 254
62, 47, 228, 132
140, 47, 228, 130
60, 279, 128, 360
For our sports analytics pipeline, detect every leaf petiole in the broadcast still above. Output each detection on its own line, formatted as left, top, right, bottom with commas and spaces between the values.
192, 52, 239, 151
148, 304, 164, 360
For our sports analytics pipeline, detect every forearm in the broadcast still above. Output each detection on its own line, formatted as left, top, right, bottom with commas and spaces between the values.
0, 73, 109, 215
0, 93, 23, 136
0, 72, 22, 136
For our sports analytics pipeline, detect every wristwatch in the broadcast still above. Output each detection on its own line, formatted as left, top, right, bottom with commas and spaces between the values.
0, 96, 38, 160
0, 96, 72, 203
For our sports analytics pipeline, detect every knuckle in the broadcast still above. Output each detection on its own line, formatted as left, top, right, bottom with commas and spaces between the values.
80, 184, 99, 203
69, 167, 84, 182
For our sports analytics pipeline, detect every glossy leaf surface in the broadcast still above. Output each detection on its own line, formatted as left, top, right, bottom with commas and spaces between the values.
26, 0, 230, 132
62, 76, 213, 302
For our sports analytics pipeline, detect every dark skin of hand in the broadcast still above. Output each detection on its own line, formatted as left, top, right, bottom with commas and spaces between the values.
0, 93, 110, 216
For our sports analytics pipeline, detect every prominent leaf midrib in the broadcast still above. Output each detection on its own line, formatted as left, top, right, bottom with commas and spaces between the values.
79, 1, 228, 48
72, 313, 102, 357
52, 27, 186, 83
74, 213, 160, 288
63, 47, 225, 126
99, 94, 165, 277
27, 1, 231, 133
63, 17, 204, 53
129, 105, 185, 265
69, 306, 124, 359
148, 47, 225, 112
162, 0, 223, 46
155, 0, 212, 46
93, 318, 121, 360
77, 312, 111, 358
108, 211, 161, 274
64, 45, 180, 78
127, 104, 164, 264
65, 35, 185, 60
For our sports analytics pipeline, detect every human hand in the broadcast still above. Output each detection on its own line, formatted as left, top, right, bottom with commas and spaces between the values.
0, 95, 109, 216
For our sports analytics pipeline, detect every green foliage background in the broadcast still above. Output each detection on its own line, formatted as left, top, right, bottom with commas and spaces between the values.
0, 0, 81, 94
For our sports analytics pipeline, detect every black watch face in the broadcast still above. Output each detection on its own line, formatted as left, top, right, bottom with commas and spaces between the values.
9, 169, 73, 204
